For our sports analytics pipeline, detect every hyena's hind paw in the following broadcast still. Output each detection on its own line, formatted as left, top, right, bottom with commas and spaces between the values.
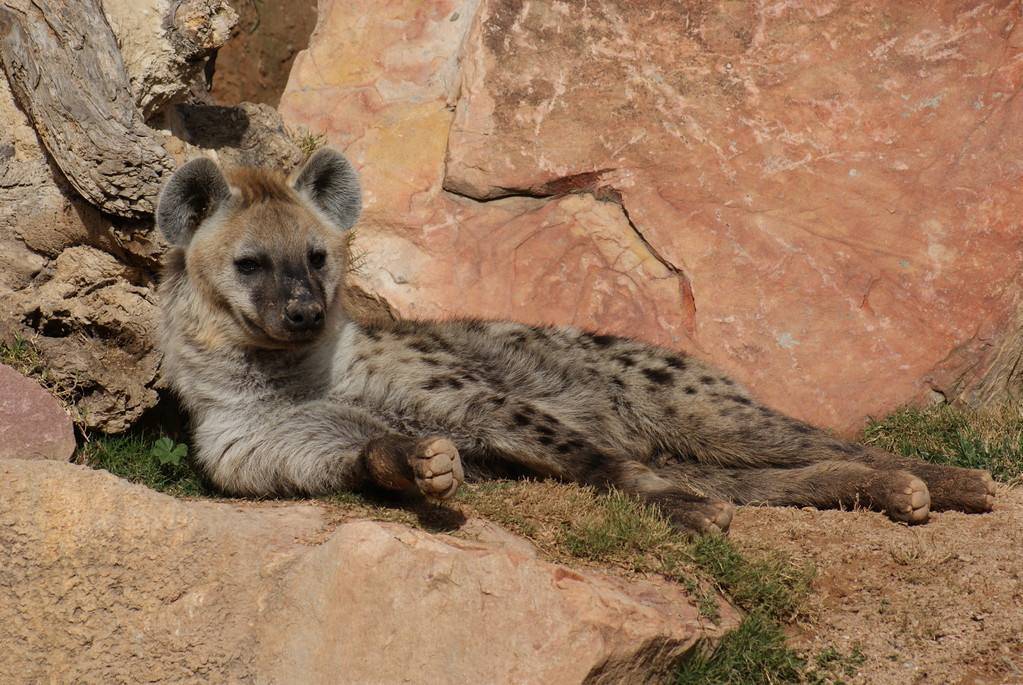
411, 437, 464, 500
918, 465, 995, 513
872, 470, 930, 525
645, 491, 735, 535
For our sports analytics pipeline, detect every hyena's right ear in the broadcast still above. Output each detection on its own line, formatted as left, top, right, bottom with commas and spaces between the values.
157, 158, 232, 247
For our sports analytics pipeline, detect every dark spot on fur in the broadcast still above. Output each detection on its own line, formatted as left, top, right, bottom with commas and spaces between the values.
536, 424, 555, 436
792, 423, 812, 434
722, 378, 734, 386
615, 354, 636, 368
590, 333, 616, 347
421, 356, 441, 366
642, 367, 673, 385
539, 435, 555, 446
728, 394, 752, 406
512, 412, 531, 426
556, 443, 572, 454
664, 356, 686, 370
611, 376, 625, 388
409, 339, 433, 354
423, 379, 441, 391
684, 386, 697, 395
364, 329, 382, 341
664, 406, 677, 417
539, 413, 560, 426
700, 376, 717, 385
447, 377, 463, 389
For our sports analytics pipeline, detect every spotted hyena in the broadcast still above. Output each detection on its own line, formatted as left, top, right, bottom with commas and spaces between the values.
155, 149, 995, 534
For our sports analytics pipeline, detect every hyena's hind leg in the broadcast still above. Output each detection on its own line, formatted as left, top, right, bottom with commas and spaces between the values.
675, 460, 931, 524
514, 445, 736, 534
681, 397, 996, 515
754, 408, 997, 513
848, 446, 996, 513
613, 460, 735, 535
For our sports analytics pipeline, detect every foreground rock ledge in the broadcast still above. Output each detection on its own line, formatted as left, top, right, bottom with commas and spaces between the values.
0, 460, 736, 684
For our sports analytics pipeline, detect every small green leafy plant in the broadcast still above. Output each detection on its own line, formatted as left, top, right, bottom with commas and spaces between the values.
80, 432, 207, 497
150, 437, 188, 466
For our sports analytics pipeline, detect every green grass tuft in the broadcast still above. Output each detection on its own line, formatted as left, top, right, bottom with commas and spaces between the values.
864, 403, 1023, 484
673, 535, 815, 684
564, 489, 675, 561
79, 432, 209, 497
674, 611, 804, 685
690, 534, 812, 622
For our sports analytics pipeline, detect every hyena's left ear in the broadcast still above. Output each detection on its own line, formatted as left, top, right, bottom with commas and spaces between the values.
292, 147, 362, 230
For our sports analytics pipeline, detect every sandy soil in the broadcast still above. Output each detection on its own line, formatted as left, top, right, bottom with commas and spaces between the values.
730, 485, 1023, 684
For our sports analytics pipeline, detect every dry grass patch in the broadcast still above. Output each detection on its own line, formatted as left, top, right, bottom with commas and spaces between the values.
864, 403, 1023, 484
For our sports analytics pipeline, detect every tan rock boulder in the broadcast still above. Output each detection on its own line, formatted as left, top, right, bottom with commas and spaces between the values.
1, 246, 162, 432
281, 0, 1023, 433
0, 459, 736, 683
0, 365, 75, 461
0, 77, 165, 433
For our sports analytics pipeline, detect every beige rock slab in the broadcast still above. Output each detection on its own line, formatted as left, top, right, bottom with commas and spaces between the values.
0, 460, 737, 684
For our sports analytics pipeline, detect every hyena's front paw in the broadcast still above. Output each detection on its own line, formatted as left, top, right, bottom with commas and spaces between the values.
411, 437, 464, 500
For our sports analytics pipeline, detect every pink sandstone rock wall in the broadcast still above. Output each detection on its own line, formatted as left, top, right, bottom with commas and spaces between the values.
280, 0, 1023, 433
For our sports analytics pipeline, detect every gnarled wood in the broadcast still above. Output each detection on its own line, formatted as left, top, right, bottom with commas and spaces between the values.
0, 0, 172, 217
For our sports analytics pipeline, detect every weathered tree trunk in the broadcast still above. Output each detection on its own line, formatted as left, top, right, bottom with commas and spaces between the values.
0, 0, 172, 217
104, 0, 237, 118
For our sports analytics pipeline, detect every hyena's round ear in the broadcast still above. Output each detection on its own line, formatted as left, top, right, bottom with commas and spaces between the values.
292, 147, 362, 230
156, 158, 231, 247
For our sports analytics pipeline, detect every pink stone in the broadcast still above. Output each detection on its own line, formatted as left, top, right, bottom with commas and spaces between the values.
0, 363, 75, 461
281, 0, 1023, 433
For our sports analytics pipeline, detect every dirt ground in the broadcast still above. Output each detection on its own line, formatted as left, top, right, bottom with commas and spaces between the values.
730, 484, 1023, 684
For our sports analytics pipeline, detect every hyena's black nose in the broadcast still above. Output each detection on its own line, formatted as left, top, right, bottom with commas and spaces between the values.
284, 299, 325, 332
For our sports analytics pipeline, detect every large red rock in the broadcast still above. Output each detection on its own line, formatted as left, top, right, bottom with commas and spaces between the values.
281, 0, 1023, 433
0, 364, 75, 461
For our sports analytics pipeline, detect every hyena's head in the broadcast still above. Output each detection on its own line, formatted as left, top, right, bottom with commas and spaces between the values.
156, 148, 360, 348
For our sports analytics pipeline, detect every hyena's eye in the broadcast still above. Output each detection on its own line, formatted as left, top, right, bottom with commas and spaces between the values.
308, 250, 327, 270
234, 257, 262, 275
